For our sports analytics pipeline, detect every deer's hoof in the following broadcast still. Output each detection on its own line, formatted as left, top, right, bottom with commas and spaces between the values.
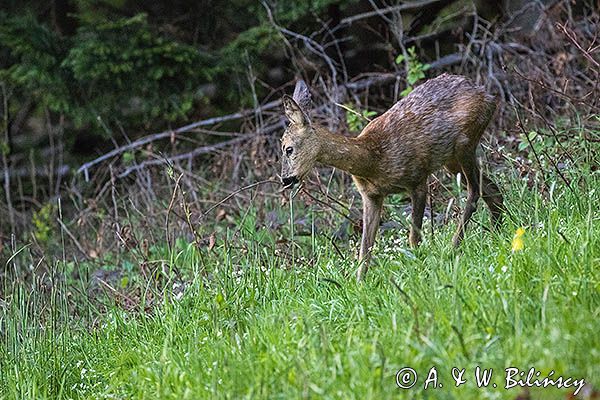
356, 270, 364, 282
452, 235, 462, 247
408, 237, 421, 248
356, 264, 368, 282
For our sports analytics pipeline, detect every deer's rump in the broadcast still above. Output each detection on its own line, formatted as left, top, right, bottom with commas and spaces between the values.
356, 74, 496, 191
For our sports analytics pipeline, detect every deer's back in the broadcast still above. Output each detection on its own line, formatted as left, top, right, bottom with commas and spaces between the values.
356, 74, 495, 193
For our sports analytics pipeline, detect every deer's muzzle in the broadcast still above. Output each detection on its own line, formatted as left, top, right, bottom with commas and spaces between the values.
281, 176, 299, 188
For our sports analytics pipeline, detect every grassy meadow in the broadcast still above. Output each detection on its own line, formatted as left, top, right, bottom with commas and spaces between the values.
1, 133, 599, 400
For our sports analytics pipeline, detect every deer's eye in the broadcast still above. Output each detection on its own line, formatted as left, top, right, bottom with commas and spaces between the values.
285, 147, 293, 157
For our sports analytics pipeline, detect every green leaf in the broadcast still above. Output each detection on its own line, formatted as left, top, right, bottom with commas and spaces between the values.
120, 276, 129, 288
528, 131, 538, 141
215, 292, 225, 307
518, 141, 529, 151
122, 151, 135, 164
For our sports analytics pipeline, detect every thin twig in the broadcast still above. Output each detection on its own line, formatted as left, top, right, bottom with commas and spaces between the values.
56, 218, 90, 261
557, 22, 600, 69
201, 179, 280, 220
165, 173, 184, 252
334, 102, 373, 121
1, 83, 15, 239
300, 187, 359, 227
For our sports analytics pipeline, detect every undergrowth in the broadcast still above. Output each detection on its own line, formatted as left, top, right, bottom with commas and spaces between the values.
1, 130, 599, 400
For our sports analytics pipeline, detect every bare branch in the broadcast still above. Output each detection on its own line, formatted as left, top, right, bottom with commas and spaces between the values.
76, 99, 282, 179
344, 53, 463, 91
116, 120, 285, 179
557, 22, 600, 69
340, 0, 447, 26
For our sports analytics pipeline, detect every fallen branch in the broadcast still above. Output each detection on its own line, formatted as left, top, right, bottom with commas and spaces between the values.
117, 120, 284, 179
117, 136, 249, 179
77, 99, 282, 179
345, 52, 463, 90
7, 164, 70, 179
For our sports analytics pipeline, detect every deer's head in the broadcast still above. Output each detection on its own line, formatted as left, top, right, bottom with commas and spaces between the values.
280, 80, 319, 188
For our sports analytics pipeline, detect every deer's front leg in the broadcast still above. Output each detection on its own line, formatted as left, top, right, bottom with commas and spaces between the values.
356, 194, 383, 282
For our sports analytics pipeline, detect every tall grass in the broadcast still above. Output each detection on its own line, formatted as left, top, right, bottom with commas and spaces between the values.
1, 144, 599, 399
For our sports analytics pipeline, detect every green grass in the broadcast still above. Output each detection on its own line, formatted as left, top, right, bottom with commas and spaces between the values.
1, 165, 599, 399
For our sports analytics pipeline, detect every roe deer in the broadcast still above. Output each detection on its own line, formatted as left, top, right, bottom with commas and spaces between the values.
280, 74, 504, 281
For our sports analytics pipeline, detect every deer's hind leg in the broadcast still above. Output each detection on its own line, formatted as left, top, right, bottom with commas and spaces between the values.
409, 185, 427, 247
451, 155, 481, 247
481, 173, 504, 228
447, 160, 504, 231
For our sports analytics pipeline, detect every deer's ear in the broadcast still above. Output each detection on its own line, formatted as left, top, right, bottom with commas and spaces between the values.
283, 95, 309, 126
292, 80, 312, 110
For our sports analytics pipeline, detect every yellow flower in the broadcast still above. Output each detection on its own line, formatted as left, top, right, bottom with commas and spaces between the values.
512, 227, 525, 252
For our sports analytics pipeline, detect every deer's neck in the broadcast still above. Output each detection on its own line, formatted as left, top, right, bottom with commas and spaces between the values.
315, 126, 377, 178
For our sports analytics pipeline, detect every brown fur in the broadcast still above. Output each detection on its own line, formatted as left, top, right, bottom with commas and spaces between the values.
281, 74, 504, 281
